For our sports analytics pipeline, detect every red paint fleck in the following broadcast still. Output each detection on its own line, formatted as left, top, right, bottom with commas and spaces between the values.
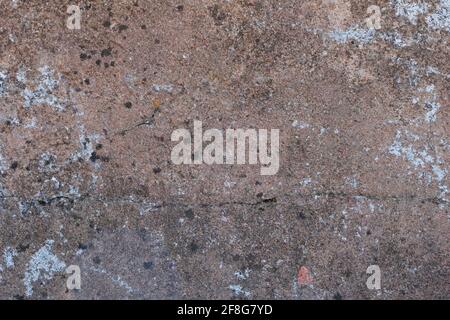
297, 266, 313, 285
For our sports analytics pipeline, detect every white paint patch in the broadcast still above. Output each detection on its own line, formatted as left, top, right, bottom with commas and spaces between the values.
427, 0, 450, 32
3, 247, 17, 268
391, 0, 429, 25
23, 240, 66, 297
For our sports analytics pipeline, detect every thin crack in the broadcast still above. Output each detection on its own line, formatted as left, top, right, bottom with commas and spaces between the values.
0, 190, 447, 212
115, 109, 159, 136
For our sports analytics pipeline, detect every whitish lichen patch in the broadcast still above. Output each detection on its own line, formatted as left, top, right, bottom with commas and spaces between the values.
292, 120, 310, 129
3, 247, 17, 269
327, 26, 376, 44
427, 0, 450, 31
139, 201, 162, 215
228, 284, 251, 298
388, 130, 448, 200
422, 85, 441, 123
152, 84, 174, 93
69, 124, 102, 163
391, 0, 429, 25
0, 147, 8, 174
90, 266, 134, 294
0, 146, 9, 208
234, 268, 251, 280
21, 66, 66, 111
0, 70, 7, 96
23, 240, 66, 297
389, 130, 434, 169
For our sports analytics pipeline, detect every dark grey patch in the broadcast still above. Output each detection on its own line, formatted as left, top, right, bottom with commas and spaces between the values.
333, 292, 342, 300
118, 24, 128, 32
93, 256, 101, 264
80, 53, 90, 61
209, 4, 227, 25
143, 261, 154, 270
10, 161, 18, 170
184, 208, 194, 219
153, 167, 161, 174
101, 48, 112, 57
190, 242, 199, 252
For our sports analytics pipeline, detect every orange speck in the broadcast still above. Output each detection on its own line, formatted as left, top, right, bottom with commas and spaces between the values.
152, 98, 161, 109
297, 266, 313, 285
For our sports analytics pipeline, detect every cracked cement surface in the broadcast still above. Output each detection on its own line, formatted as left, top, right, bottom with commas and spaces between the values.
0, 0, 449, 299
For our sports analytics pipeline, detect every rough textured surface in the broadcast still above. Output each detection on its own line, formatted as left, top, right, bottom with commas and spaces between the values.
0, 0, 449, 300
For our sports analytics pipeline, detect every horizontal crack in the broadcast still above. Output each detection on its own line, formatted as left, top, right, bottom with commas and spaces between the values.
0, 190, 447, 212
